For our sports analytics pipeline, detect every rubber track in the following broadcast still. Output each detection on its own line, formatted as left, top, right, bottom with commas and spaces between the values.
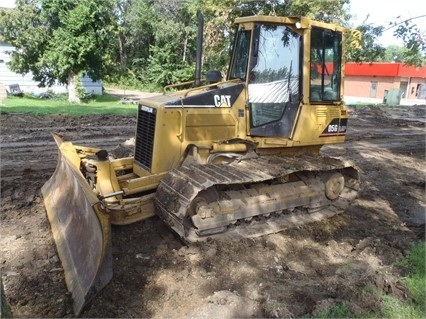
154, 154, 360, 242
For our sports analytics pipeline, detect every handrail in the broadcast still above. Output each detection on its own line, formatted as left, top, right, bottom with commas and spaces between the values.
176, 110, 183, 141
163, 78, 243, 96
163, 81, 194, 94
183, 79, 242, 98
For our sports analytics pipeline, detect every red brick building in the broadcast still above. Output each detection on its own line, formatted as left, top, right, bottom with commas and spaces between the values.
344, 62, 426, 99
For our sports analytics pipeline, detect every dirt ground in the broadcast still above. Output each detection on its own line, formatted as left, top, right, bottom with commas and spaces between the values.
1, 101, 425, 318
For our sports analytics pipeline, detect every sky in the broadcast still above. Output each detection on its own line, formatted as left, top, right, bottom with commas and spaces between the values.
346, 0, 426, 46
0, 0, 14, 8
1, 0, 425, 47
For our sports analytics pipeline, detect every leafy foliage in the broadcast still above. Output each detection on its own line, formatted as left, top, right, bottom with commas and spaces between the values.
0, 0, 117, 101
389, 16, 426, 66
345, 11, 425, 66
345, 24, 387, 63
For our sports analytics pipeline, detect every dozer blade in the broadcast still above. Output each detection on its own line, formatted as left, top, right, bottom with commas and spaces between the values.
41, 133, 112, 315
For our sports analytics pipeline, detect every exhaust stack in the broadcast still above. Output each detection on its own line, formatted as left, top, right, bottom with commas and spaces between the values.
194, 10, 204, 87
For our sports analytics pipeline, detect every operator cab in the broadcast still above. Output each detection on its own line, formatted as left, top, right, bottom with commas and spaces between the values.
228, 17, 343, 137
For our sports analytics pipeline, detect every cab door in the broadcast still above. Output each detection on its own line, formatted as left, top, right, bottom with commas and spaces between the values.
247, 24, 301, 137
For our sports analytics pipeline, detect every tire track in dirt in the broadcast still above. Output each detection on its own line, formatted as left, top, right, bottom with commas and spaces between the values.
1, 114, 136, 181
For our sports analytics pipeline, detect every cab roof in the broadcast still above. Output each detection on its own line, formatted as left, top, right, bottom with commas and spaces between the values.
233, 15, 346, 32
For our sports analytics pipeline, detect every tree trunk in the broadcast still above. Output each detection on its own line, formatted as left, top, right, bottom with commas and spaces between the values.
67, 72, 81, 103
183, 34, 187, 62
119, 32, 128, 66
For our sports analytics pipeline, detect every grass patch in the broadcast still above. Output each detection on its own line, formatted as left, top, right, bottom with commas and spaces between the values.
315, 302, 352, 318
381, 294, 424, 319
1, 93, 138, 116
310, 243, 425, 319
381, 242, 426, 319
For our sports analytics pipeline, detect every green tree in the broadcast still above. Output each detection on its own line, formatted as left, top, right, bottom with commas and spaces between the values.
110, 0, 199, 88
109, 0, 154, 84
344, 10, 425, 66
387, 15, 426, 66
107, 0, 355, 89
345, 23, 386, 63
0, 0, 117, 103
383, 45, 410, 62
285, 0, 351, 23
145, 0, 197, 86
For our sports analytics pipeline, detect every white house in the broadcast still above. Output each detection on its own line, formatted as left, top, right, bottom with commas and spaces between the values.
0, 42, 103, 96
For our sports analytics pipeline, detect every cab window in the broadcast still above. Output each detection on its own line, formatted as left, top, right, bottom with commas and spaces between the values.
310, 28, 342, 102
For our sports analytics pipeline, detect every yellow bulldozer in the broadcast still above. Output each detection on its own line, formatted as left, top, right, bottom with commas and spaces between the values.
42, 13, 360, 315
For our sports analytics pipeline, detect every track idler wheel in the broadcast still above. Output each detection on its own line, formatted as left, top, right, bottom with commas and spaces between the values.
323, 172, 345, 200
